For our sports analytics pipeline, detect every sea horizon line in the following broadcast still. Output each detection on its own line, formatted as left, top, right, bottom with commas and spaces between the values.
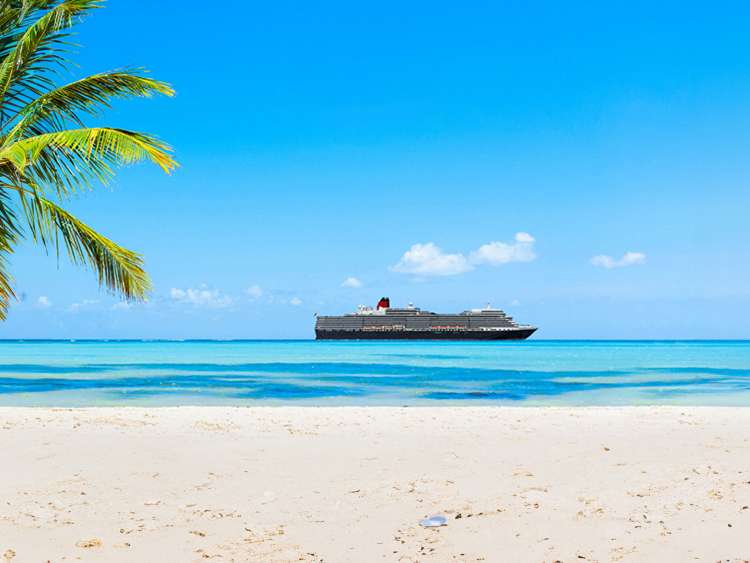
0, 338, 747, 344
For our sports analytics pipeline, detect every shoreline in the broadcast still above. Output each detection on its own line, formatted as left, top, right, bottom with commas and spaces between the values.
1, 406, 749, 561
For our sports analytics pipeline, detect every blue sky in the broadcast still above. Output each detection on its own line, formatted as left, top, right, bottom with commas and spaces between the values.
2, 0, 750, 339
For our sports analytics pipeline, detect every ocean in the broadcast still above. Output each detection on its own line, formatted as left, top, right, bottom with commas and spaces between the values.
0, 339, 749, 406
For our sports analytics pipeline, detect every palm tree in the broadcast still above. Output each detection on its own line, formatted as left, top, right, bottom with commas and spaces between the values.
0, 0, 176, 319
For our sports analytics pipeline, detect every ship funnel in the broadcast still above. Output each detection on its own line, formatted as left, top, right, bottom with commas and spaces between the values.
376, 297, 390, 310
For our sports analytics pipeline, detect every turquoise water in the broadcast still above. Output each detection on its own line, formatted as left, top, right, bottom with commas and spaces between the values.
0, 340, 749, 406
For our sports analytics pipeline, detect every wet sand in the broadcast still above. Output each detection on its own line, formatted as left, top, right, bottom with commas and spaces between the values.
1, 406, 749, 562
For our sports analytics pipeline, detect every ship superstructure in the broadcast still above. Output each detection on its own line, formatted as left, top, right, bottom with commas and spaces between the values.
315, 297, 536, 340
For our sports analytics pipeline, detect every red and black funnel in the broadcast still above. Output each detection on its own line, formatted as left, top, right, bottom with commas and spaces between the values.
377, 297, 390, 310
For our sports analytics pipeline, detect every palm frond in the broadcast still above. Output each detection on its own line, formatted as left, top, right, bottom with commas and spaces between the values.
0, 187, 21, 320
17, 186, 150, 299
0, 0, 101, 123
0, 0, 174, 312
6, 70, 174, 140
0, 2, 57, 71
0, 127, 177, 195
0, 253, 16, 320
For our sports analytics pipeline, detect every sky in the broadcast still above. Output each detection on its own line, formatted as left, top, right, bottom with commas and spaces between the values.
2, 0, 750, 339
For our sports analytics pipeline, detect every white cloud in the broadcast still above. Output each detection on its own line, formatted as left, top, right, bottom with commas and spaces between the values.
341, 277, 363, 288
469, 232, 536, 265
290, 296, 303, 306
514, 231, 535, 243
68, 299, 99, 313
170, 287, 232, 308
111, 301, 132, 311
591, 251, 646, 269
36, 296, 51, 309
391, 233, 537, 277
391, 242, 472, 276
245, 285, 263, 299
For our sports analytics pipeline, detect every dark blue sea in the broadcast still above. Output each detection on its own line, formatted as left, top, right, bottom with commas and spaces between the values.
1, 340, 749, 406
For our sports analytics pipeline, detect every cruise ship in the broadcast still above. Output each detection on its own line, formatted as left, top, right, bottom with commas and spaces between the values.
315, 298, 536, 340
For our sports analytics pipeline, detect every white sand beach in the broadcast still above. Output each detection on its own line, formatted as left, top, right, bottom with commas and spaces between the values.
1, 407, 749, 562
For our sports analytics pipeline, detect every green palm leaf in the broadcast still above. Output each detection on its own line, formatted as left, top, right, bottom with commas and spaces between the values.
0, 0, 175, 316
0, 1, 101, 122
6, 70, 174, 140
0, 187, 21, 319
17, 186, 150, 299
1, 127, 177, 194
0, 253, 16, 320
